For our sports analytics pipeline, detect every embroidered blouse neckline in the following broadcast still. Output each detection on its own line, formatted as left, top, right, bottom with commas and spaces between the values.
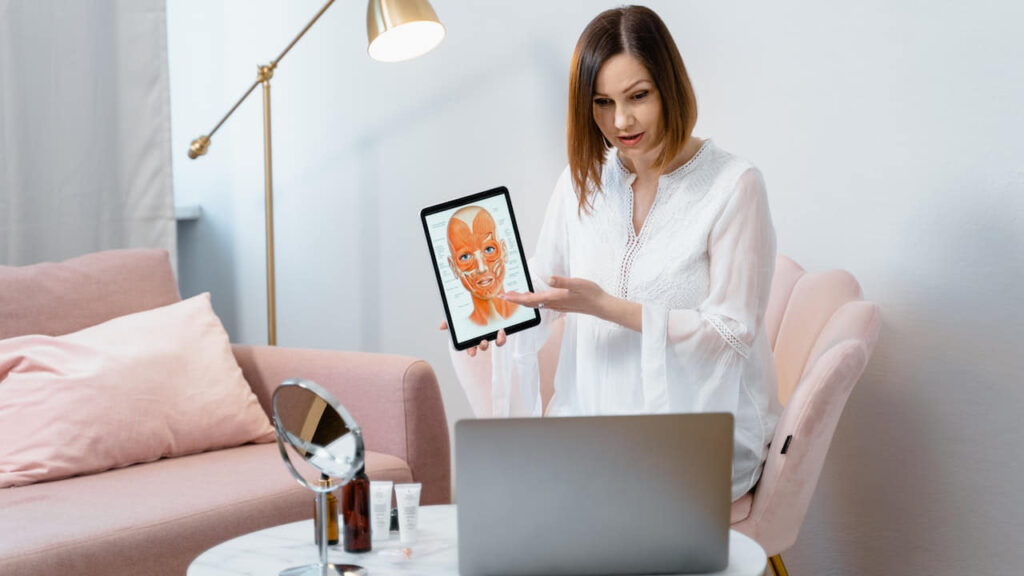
613, 138, 713, 184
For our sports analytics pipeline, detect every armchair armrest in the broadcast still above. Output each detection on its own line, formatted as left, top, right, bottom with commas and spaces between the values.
232, 344, 451, 505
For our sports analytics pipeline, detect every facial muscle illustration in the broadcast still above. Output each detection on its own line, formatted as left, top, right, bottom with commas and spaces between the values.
447, 206, 519, 326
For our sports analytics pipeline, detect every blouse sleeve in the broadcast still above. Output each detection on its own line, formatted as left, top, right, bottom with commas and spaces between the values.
640, 167, 776, 414
449, 168, 573, 417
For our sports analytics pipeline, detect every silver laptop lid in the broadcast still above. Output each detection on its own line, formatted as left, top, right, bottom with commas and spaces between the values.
456, 413, 733, 576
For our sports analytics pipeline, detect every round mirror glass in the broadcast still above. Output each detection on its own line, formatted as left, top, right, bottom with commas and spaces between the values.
272, 379, 364, 489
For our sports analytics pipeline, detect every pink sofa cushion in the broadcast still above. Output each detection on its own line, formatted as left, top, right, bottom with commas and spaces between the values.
0, 249, 181, 340
0, 293, 275, 488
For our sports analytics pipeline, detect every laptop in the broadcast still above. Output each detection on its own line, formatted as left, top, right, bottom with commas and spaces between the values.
455, 413, 734, 576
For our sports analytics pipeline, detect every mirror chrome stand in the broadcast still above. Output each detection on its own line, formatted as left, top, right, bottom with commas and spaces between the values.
279, 489, 365, 576
273, 378, 367, 576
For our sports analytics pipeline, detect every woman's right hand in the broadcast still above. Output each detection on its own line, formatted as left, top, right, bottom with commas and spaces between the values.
439, 320, 506, 357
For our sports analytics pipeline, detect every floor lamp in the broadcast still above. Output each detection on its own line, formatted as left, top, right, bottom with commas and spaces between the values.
187, 0, 445, 346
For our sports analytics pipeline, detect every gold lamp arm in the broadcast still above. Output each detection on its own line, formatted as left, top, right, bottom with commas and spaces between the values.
187, 0, 337, 160
271, 0, 338, 70
187, 79, 257, 158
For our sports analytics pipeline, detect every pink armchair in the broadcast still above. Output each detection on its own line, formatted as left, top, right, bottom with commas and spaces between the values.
729, 255, 881, 575
0, 249, 451, 575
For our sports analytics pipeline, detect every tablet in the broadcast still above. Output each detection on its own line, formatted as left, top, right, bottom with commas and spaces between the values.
421, 186, 540, 350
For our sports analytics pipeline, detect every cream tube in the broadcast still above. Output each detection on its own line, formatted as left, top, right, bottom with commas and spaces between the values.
394, 483, 422, 545
370, 481, 394, 540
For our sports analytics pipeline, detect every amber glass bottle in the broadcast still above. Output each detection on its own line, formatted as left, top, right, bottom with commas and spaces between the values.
342, 464, 372, 552
314, 475, 339, 546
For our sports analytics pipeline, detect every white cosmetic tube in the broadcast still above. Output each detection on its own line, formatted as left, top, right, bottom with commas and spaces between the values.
394, 482, 422, 545
370, 481, 394, 540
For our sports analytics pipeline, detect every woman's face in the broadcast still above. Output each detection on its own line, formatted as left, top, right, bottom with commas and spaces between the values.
592, 52, 664, 171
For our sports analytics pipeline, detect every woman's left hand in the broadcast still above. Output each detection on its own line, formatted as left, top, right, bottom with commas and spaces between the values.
502, 276, 612, 318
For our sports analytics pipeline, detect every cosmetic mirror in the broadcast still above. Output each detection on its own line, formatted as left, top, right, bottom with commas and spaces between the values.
272, 378, 366, 576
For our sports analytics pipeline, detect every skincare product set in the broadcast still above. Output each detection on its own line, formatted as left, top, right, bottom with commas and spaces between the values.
313, 477, 422, 552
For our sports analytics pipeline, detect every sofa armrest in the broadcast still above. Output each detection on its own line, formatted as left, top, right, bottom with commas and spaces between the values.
231, 344, 451, 505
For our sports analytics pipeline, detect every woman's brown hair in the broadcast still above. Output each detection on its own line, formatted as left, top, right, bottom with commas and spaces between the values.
567, 5, 698, 213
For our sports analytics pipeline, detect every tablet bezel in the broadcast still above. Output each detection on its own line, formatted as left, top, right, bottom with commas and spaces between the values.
421, 186, 541, 351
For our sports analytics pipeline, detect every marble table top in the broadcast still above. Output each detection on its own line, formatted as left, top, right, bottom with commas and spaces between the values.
188, 504, 766, 576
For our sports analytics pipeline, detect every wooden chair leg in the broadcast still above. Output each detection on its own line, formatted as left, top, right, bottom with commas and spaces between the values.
768, 554, 790, 576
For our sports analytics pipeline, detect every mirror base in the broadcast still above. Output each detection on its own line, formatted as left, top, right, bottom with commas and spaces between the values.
280, 563, 367, 576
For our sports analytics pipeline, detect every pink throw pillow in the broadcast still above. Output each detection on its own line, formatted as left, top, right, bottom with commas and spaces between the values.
0, 293, 275, 488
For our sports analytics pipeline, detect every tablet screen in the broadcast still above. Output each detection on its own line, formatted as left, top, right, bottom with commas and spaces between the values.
421, 187, 540, 350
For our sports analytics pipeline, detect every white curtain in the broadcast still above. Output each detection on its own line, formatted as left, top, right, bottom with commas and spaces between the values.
0, 0, 174, 266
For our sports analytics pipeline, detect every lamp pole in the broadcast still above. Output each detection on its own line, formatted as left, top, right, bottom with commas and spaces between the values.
259, 64, 277, 346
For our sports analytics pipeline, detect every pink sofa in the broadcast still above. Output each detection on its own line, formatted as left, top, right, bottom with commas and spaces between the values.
0, 250, 451, 576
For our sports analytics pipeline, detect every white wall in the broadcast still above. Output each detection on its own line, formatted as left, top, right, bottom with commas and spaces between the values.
167, 1, 1024, 573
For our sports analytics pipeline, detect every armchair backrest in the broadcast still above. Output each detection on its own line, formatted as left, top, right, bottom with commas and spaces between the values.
732, 254, 881, 555
0, 250, 180, 339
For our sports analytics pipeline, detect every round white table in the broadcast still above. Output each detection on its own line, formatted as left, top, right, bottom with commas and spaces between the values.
189, 504, 766, 576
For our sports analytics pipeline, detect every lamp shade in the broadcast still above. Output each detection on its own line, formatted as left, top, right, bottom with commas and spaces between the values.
366, 0, 446, 62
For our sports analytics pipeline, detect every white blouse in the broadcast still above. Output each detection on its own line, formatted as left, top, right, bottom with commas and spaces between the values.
451, 140, 781, 500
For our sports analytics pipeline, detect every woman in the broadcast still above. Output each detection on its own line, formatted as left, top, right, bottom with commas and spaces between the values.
447, 5, 779, 501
